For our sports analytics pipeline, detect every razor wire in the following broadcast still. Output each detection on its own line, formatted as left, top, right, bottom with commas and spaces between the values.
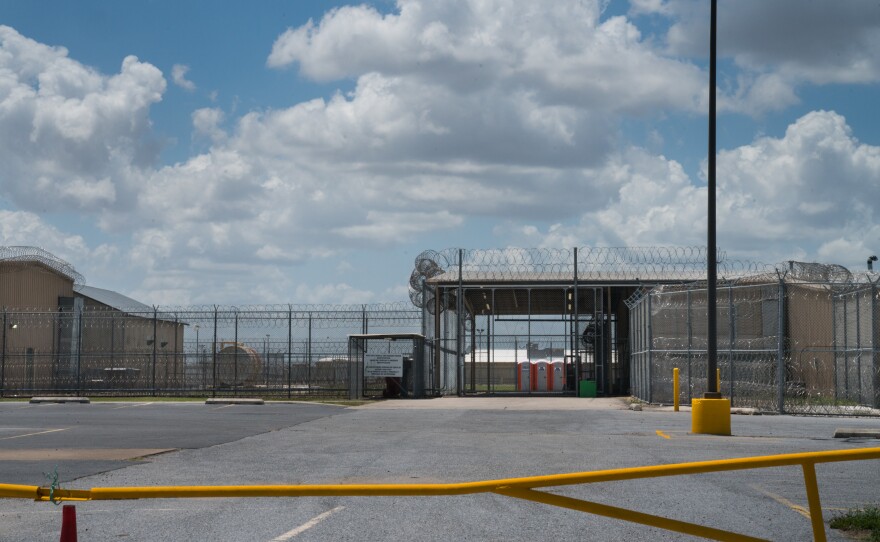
408, 246, 781, 309
1, 302, 420, 330
0, 246, 85, 287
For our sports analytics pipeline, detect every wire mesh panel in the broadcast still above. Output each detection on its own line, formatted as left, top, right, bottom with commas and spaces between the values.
0, 303, 421, 398
834, 284, 880, 411
630, 274, 880, 416
348, 334, 427, 399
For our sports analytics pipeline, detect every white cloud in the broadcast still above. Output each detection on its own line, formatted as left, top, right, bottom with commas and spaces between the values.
629, 0, 671, 16
659, 0, 880, 115
0, 210, 122, 287
512, 111, 880, 270
334, 210, 463, 242
0, 26, 165, 213
192, 107, 226, 142
294, 282, 376, 304
268, 0, 704, 114
171, 64, 196, 91
2, 2, 879, 305
0, 210, 89, 255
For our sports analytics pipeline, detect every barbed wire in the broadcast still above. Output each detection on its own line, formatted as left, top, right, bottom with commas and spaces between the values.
0, 246, 85, 287
1, 302, 421, 330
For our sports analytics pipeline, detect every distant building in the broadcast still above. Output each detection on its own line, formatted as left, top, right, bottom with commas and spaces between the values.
0, 246, 183, 393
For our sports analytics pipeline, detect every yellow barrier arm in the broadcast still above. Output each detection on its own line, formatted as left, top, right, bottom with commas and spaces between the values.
495, 487, 768, 542
3, 447, 878, 542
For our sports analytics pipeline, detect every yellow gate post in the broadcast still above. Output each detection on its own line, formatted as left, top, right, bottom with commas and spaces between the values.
673, 368, 680, 412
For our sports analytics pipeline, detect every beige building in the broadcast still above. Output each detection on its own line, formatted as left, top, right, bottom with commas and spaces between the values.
1, 246, 184, 393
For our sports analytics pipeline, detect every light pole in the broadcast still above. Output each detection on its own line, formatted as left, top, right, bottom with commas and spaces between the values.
693, 0, 731, 436
706, 0, 719, 400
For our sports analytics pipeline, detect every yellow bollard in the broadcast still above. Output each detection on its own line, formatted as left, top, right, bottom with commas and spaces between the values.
673, 368, 680, 412
716, 368, 721, 394
691, 398, 731, 435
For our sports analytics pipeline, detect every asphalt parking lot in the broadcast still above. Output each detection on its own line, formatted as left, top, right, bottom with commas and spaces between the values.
0, 397, 878, 541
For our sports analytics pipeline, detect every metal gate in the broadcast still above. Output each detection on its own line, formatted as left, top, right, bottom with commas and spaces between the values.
453, 286, 617, 396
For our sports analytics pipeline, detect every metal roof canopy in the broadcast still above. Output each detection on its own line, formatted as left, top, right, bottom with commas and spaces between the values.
425, 269, 694, 316
348, 333, 426, 340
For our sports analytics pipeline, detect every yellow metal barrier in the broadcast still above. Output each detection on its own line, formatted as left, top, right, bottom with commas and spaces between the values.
2, 447, 879, 541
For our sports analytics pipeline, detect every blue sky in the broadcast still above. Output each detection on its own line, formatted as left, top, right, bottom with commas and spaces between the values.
1, 0, 879, 306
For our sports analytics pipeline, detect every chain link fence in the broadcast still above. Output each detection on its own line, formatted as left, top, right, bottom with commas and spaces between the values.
0, 303, 420, 397
629, 272, 880, 416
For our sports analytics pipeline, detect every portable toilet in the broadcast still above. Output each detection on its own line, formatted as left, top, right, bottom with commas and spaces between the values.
549, 360, 565, 391
534, 359, 549, 391
516, 360, 532, 392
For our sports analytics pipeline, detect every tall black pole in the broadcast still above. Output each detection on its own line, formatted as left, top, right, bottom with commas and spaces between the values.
706, 0, 720, 398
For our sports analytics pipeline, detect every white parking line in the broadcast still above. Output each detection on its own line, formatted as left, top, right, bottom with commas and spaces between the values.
270, 506, 345, 541
0, 427, 70, 440
112, 402, 154, 409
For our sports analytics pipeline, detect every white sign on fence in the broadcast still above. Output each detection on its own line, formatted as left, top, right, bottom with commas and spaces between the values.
364, 354, 404, 377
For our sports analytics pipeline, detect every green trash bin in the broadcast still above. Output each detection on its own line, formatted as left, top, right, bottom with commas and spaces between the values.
578, 380, 597, 398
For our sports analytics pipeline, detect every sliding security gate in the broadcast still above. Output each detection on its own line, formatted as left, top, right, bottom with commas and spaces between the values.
452, 286, 621, 395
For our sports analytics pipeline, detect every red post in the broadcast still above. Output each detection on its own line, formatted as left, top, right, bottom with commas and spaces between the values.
59, 505, 78, 542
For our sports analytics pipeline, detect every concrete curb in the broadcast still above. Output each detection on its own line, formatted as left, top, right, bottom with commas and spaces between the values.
205, 398, 264, 405
30, 397, 90, 404
833, 427, 880, 439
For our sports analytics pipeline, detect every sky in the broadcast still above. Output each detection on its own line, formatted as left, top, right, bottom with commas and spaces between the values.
1, 0, 879, 306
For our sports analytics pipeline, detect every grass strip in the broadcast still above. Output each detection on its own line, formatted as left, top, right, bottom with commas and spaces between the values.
830, 506, 880, 541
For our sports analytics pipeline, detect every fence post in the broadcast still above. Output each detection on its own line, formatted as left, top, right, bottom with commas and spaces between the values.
457, 248, 464, 397
728, 284, 735, 403
212, 306, 218, 398
629, 299, 638, 399
421, 279, 427, 338
573, 247, 580, 386
844, 293, 850, 401
421, 278, 430, 392
832, 289, 839, 402
647, 292, 653, 404
871, 282, 880, 408
686, 288, 693, 403
1, 308, 6, 397
307, 312, 312, 393
777, 276, 786, 414
76, 303, 83, 396
233, 311, 239, 397
288, 306, 292, 399
151, 307, 158, 397
856, 289, 862, 405
174, 316, 179, 391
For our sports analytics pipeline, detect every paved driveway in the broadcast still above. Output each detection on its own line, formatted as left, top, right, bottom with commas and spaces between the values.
0, 398, 878, 541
